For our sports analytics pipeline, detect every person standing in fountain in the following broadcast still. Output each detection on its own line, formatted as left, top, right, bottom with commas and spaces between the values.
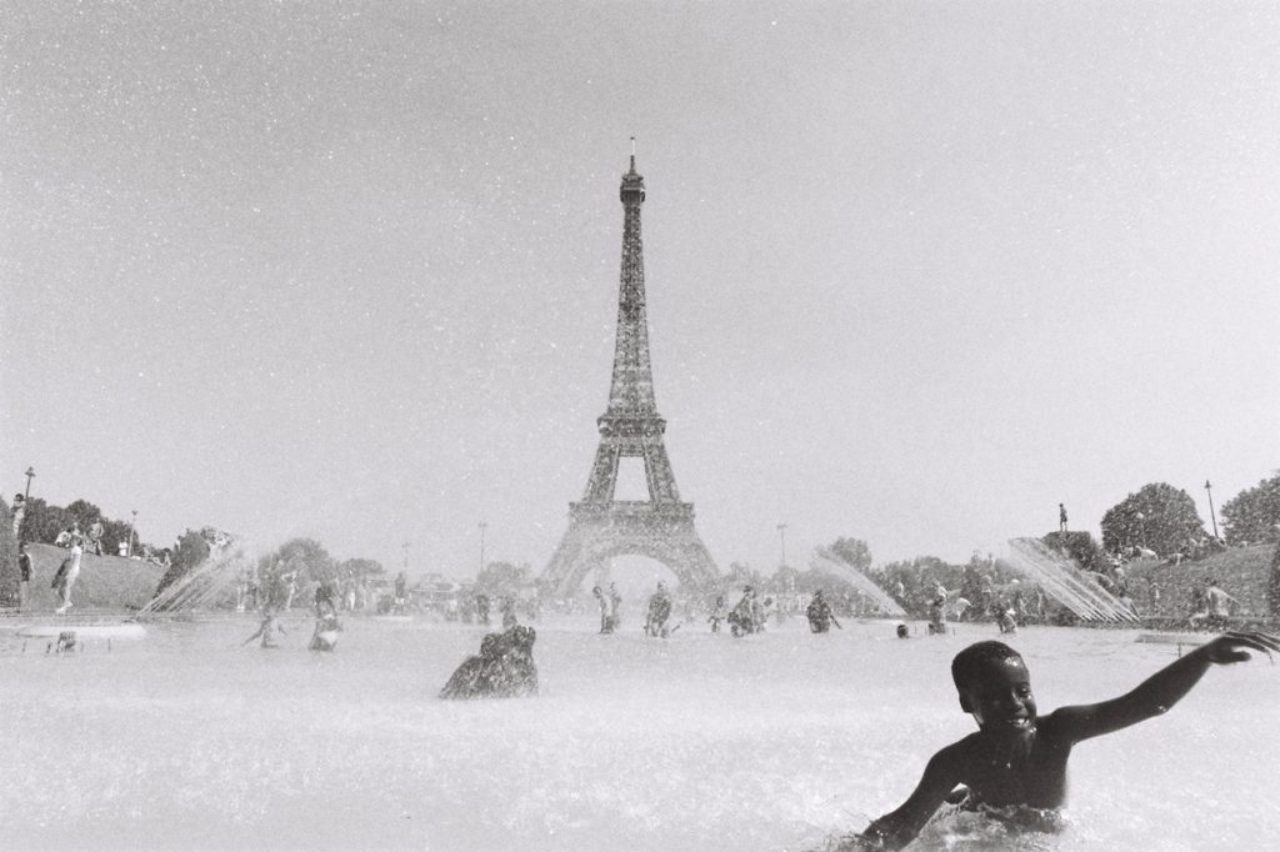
645, 581, 673, 637
394, 571, 408, 613
607, 582, 623, 630
309, 599, 342, 651
243, 607, 287, 649
847, 631, 1280, 849
728, 587, 757, 637
807, 589, 842, 634
928, 583, 950, 635
592, 585, 616, 634
708, 595, 726, 633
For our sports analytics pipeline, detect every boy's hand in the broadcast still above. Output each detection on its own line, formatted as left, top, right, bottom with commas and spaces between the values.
1201, 631, 1280, 665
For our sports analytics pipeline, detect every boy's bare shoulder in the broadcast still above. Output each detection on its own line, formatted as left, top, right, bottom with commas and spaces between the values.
927, 731, 985, 771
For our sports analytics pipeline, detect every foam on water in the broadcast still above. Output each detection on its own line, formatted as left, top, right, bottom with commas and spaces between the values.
1, 616, 1277, 850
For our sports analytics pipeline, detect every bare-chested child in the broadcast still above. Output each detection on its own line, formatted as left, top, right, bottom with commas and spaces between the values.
242, 607, 287, 649
852, 631, 1280, 849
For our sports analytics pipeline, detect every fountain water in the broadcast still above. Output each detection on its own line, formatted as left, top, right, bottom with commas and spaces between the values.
1005, 537, 1137, 622
138, 535, 253, 616
810, 547, 908, 616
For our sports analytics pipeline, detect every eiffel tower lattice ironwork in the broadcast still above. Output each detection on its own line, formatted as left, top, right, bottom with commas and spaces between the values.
543, 154, 719, 597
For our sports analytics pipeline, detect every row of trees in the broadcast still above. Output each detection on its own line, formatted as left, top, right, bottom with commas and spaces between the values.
155, 532, 387, 604
1100, 474, 1280, 557
13, 494, 390, 608
16, 497, 147, 558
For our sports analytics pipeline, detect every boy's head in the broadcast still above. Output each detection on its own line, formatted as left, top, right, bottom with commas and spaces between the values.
951, 641, 1036, 731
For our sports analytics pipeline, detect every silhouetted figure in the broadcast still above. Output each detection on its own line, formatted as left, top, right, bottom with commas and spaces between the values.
728, 586, 758, 637
439, 625, 539, 699
242, 607, 287, 649
806, 589, 842, 633
645, 581, 673, 637
1059, 503, 1068, 534
592, 585, 616, 634
309, 604, 342, 652
708, 595, 725, 633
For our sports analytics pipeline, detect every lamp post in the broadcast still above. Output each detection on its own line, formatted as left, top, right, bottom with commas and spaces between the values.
478, 521, 488, 573
1204, 480, 1219, 541
128, 509, 138, 557
1136, 511, 1146, 550
23, 466, 35, 501
776, 522, 788, 569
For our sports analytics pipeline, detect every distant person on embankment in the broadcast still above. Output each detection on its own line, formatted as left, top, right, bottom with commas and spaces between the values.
17, 542, 32, 611
1189, 579, 1238, 631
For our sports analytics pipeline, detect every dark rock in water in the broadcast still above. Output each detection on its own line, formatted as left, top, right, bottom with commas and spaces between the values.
440, 624, 538, 699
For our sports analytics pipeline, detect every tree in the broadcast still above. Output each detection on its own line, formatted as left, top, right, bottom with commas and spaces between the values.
1220, 473, 1280, 546
265, 538, 333, 579
154, 528, 212, 598
1100, 482, 1206, 556
1269, 542, 1280, 618
16, 497, 73, 545
828, 537, 872, 573
0, 496, 19, 607
721, 561, 763, 596
337, 557, 384, 580
872, 555, 962, 618
1042, 531, 1109, 574
64, 499, 104, 532
474, 561, 533, 597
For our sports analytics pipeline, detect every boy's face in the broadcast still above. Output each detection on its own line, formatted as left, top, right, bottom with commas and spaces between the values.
958, 656, 1037, 732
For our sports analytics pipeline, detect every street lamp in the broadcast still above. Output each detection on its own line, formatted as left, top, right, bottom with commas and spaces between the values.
1204, 480, 1219, 541
776, 522, 788, 569
23, 466, 35, 501
478, 521, 488, 573
128, 509, 138, 557
1135, 511, 1146, 550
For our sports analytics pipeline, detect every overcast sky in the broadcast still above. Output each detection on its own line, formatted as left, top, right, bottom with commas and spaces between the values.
3, 1, 1278, 584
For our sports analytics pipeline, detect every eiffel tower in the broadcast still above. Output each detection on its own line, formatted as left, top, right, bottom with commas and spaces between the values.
543, 152, 719, 597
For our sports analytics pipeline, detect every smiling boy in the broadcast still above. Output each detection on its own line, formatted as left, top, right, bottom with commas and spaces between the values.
854, 631, 1279, 849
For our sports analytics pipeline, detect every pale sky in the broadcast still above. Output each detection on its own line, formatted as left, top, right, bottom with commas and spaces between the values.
3, 1, 1278, 583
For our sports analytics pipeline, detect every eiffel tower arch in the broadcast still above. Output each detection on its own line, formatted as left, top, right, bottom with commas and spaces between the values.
543, 153, 719, 598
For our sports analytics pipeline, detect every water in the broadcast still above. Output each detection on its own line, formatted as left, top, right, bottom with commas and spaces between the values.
811, 549, 907, 617
1, 616, 1277, 850
1005, 538, 1137, 623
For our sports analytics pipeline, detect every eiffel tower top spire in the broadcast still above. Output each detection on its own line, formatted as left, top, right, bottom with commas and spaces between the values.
606, 146, 658, 418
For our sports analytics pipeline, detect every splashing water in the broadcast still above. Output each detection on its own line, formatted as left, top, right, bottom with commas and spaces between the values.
1005, 538, 1137, 623
810, 547, 908, 617
139, 538, 255, 616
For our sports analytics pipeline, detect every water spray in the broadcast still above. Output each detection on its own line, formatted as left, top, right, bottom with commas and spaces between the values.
1005, 538, 1137, 623
810, 547, 908, 617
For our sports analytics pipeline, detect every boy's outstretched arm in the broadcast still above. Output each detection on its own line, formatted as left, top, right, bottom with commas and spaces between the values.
853, 743, 966, 850
1053, 631, 1279, 742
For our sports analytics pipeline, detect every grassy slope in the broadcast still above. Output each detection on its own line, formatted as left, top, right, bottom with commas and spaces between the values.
11, 543, 167, 613
1120, 543, 1276, 627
